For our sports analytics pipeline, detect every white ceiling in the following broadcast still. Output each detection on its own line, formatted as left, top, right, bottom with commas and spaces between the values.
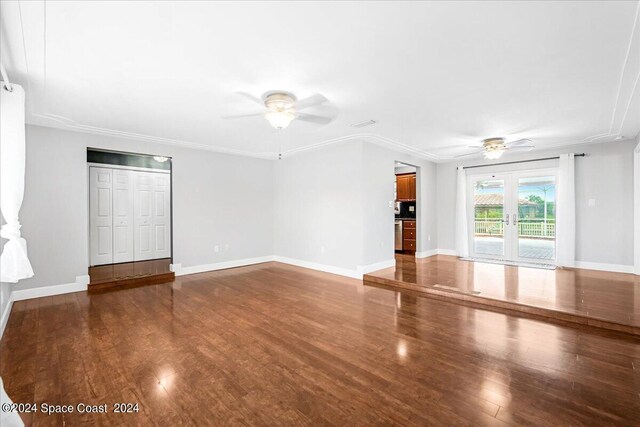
1, 1, 639, 161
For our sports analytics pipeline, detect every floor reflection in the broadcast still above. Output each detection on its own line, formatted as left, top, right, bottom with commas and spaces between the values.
371, 254, 640, 328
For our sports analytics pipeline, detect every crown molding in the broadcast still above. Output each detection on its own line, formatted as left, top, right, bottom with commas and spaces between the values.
29, 112, 443, 162
280, 132, 442, 161
434, 136, 635, 164
29, 111, 632, 165
30, 113, 278, 159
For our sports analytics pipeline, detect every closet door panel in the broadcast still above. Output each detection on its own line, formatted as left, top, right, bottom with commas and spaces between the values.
134, 172, 154, 261
113, 169, 135, 263
89, 167, 113, 266
152, 173, 171, 258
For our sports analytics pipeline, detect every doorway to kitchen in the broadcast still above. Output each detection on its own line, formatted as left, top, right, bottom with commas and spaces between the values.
467, 168, 557, 264
394, 162, 418, 255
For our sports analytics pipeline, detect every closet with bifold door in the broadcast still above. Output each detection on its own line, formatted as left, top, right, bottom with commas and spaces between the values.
89, 166, 171, 266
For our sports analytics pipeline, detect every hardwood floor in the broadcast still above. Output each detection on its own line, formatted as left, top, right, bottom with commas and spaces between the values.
365, 254, 640, 336
89, 258, 174, 291
2, 261, 640, 425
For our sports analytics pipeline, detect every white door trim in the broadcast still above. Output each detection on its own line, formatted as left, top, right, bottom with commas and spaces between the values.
87, 162, 170, 174
634, 142, 640, 275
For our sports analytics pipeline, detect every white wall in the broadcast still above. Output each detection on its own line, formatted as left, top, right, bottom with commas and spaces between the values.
274, 141, 365, 273
436, 140, 637, 269
12, 125, 275, 291
273, 140, 438, 274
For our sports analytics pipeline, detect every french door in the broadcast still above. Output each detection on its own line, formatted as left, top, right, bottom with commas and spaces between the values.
467, 169, 557, 264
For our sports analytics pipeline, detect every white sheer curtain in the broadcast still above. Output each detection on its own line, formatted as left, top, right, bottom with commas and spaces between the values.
1, 83, 33, 282
556, 153, 575, 268
454, 166, 469, 258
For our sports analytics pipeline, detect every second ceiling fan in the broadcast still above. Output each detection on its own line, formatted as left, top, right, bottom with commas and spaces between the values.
456, 137, 535, 160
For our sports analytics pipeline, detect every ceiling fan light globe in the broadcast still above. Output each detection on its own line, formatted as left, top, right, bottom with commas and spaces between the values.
484, 149, 505, 160
265, 110, 295, 129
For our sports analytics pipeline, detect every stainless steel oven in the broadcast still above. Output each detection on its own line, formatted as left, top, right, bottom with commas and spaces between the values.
394, 220, 403, 251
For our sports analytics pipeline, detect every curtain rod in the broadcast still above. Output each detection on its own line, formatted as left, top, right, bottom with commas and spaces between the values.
462, 153, 586, 170
0, 63, 13, 92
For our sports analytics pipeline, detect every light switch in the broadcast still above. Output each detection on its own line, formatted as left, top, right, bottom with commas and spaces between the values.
588, 199, 596, 207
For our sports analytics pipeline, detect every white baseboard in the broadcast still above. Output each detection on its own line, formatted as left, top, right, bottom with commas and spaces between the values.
415, 249, 438, 258
415, 248, 457, 258
436, 249, 458, 256
174, 256, 275, 276
357, 259, 396, 275
12, 275, 89, 302
272, 256, 363, 279
574, 261, 634, 274
176, 255, 393, 280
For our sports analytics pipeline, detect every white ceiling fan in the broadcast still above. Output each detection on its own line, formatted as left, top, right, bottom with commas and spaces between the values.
456, 137, 534, 160
223, 91, 333, 129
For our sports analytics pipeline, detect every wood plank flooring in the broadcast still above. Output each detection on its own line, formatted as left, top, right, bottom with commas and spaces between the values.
2, 261, 640, 425
365, 254, 640, 336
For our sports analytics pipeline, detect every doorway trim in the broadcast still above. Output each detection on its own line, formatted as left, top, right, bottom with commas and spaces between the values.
86, 148, 174, 268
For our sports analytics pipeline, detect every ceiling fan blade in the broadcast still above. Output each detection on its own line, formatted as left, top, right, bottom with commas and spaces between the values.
297, 112, 332, 125
222, 112, 264, 119
236, 92, 264, 106
506, 145, 535, 152
454, 151, 483, 158
507, 138, 532, 147
296, 94, 328, 110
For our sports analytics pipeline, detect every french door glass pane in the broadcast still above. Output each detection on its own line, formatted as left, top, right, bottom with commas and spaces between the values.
473, 179, 504, 257
517, 176, 556, 260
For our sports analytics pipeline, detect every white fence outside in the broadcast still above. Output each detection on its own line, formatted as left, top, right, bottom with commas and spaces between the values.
474, 219, 555, 239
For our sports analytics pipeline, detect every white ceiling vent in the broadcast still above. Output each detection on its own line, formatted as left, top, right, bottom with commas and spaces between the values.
350, 119, 378, 128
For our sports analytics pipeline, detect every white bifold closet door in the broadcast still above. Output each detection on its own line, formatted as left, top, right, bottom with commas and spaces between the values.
90, 167, 171, 266
113, 169, 135, 263
133, 171, 171, 261
89, 167, 114, 265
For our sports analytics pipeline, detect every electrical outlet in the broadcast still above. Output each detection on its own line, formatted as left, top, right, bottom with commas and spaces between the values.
224, 244, 229, 251
428, 235, 431, 241
388, 201, 394, 208
214, 245, 219, 253
588, 198, 596, 207
320, 246, 325, 254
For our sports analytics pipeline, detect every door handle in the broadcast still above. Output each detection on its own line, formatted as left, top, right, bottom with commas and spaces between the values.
513, 214, 518, 225
505, 214, 509, 226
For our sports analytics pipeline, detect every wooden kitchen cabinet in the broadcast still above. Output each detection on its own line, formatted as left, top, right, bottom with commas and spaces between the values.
409, 174, 416, 200
396, 173, 416, 201
402, 220, 416, 254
